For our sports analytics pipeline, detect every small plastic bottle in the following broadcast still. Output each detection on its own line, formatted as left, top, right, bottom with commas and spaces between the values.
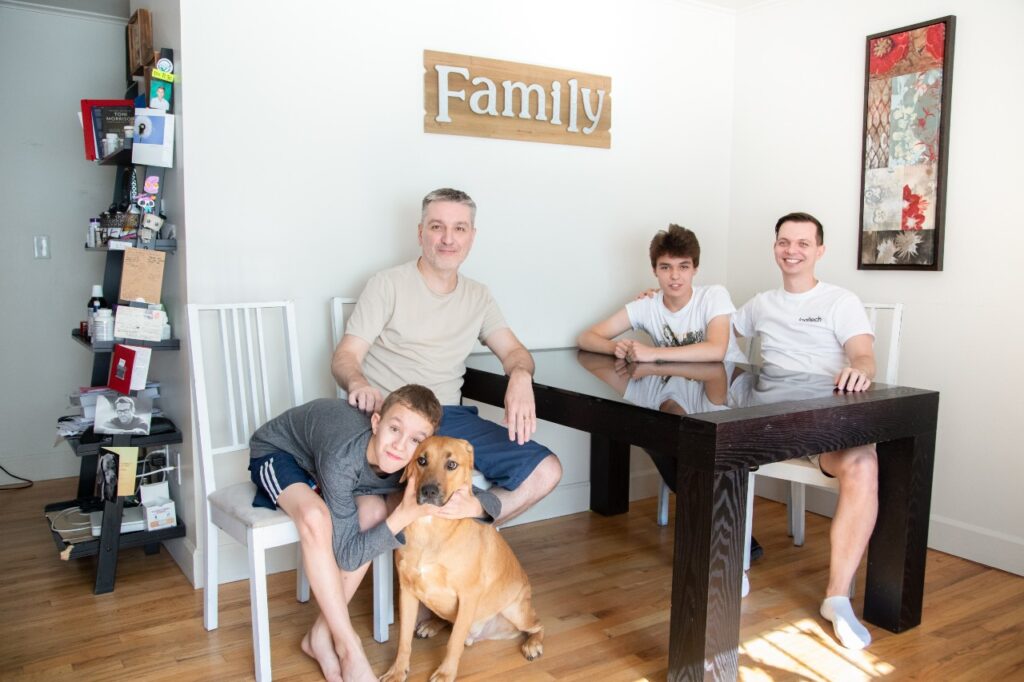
87, 219, 100, 248
86, 285, 107, 338
92, 308, 114, 344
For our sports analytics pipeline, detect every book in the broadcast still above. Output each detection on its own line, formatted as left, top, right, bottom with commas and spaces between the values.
79, 99, 132, 160
92, 105, 134, 160
70, 383, 159, 407
107, 344, 153, 394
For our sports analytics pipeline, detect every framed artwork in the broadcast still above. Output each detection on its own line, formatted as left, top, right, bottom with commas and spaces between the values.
858, 16, 955, 271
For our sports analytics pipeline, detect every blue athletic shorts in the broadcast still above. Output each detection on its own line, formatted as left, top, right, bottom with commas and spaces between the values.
437, 405, 551, 491
249, 451, 319, 510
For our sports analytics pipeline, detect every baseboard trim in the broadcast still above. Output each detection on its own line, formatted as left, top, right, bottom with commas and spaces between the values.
928, 515, 1024, 577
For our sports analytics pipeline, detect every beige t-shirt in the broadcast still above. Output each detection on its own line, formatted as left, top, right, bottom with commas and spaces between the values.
346, 260, 508, 405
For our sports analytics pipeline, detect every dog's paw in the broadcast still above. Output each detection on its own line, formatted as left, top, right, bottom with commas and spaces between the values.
428, 668, 456, 682
415, 616, 448, 639
378, 664, 408, 682
522, 633, 544, 661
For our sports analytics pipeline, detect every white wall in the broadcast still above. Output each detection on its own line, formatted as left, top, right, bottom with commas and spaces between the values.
0, 2, 127, 482
730, 0, 1024, 574
177, 0, 738, 584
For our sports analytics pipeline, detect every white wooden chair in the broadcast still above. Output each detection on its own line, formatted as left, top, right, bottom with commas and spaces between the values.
747, 302, 903, 547
331, 296, 395, 644
188, 301, 310, 682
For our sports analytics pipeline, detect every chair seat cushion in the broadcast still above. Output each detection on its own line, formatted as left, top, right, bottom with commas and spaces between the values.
208, 481, 294, 529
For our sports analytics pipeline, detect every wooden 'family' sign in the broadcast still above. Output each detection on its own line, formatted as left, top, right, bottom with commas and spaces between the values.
424, 50, 612, 149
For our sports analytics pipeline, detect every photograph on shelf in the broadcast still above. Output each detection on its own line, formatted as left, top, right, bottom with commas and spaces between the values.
94, 395, 153, 435
132, 108, 174, 168
94, 447, 140, 502
148, 79, 172, 112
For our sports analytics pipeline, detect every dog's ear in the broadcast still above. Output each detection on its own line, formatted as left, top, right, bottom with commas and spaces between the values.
460, 439, 474, 469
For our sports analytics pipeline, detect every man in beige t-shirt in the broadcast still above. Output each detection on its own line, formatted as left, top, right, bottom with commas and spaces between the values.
332, 188, 562, 525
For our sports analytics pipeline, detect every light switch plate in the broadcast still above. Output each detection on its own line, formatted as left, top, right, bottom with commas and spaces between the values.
33, 235, 50, 259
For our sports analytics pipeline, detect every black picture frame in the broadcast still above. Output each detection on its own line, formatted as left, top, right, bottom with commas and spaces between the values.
858, 15, 955, 271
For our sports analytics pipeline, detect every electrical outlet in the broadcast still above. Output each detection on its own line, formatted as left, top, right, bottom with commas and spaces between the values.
33, 235, 50, 259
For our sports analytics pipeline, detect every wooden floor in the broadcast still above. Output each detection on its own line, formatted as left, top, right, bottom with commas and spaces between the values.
2, 479, 1022, 681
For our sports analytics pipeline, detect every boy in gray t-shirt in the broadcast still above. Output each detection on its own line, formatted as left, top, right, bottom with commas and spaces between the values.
248, 385, 496, 681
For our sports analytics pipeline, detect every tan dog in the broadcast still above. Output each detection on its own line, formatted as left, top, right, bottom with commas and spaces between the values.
379, 436, 543, 682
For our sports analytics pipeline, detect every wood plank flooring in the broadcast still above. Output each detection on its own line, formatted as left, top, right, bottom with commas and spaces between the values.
2, 478, 1021, 681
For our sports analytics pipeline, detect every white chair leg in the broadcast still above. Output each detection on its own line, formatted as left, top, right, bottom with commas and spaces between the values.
296, 545, 310, 603
657, 481, 670, 527
203, 514, 219, 631
785, 484, 795, 538
372, 551, 392, 643
248, 534, 273, 682
790, 481, 806, 547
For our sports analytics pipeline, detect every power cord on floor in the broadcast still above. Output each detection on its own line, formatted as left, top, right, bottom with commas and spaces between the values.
0, 463, 33, 490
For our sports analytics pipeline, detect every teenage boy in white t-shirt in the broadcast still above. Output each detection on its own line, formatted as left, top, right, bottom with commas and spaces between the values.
732, 212, 878, 651
577, 224, 746, 364
577, 224, 762, 557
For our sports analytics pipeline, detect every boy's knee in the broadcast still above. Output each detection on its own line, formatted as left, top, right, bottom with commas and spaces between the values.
295, 503, 332, 544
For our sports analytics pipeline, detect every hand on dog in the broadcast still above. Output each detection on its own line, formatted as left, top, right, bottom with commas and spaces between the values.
433, 483, 484, 520
389, 469, 440, 532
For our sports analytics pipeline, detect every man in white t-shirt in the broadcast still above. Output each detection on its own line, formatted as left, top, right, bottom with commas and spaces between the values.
733, 211, 878, 651
332, 188, 562, 528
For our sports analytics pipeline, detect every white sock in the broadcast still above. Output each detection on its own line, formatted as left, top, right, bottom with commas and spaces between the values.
820, 596, 871, 650
741, 572, 750, 598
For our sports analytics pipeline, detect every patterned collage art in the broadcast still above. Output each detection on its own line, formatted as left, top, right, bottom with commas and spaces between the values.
859, 17, 954, 270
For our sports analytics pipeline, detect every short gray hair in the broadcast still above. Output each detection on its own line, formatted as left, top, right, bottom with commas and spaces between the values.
421, 188, 477, 224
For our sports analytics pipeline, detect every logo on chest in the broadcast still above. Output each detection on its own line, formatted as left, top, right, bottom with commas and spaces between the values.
798, 316, 824, 323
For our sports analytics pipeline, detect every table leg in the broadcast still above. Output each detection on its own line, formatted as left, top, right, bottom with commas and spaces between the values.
864, 431, 936, 632
589, 435, 630, 515
669, 464, 747, 681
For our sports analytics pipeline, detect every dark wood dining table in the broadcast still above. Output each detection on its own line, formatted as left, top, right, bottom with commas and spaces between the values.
462, 349, 939, 682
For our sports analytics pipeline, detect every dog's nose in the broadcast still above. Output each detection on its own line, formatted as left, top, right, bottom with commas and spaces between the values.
418, 483, 442, 506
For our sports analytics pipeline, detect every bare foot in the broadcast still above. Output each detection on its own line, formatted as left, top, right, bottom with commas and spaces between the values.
300, 621, 343, 682
339, 643, 376, 682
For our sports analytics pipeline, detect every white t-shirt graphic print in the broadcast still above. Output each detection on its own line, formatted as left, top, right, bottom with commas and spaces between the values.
624, 285, 746, 363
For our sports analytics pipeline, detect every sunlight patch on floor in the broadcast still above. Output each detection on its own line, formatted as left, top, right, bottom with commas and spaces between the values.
739, 618, 895, 681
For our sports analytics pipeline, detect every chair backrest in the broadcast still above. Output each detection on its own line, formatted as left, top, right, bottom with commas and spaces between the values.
862, 302, 902, 385
330, 297, 358, 399
187, 301, 304, 498
743, 302, 903, 385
